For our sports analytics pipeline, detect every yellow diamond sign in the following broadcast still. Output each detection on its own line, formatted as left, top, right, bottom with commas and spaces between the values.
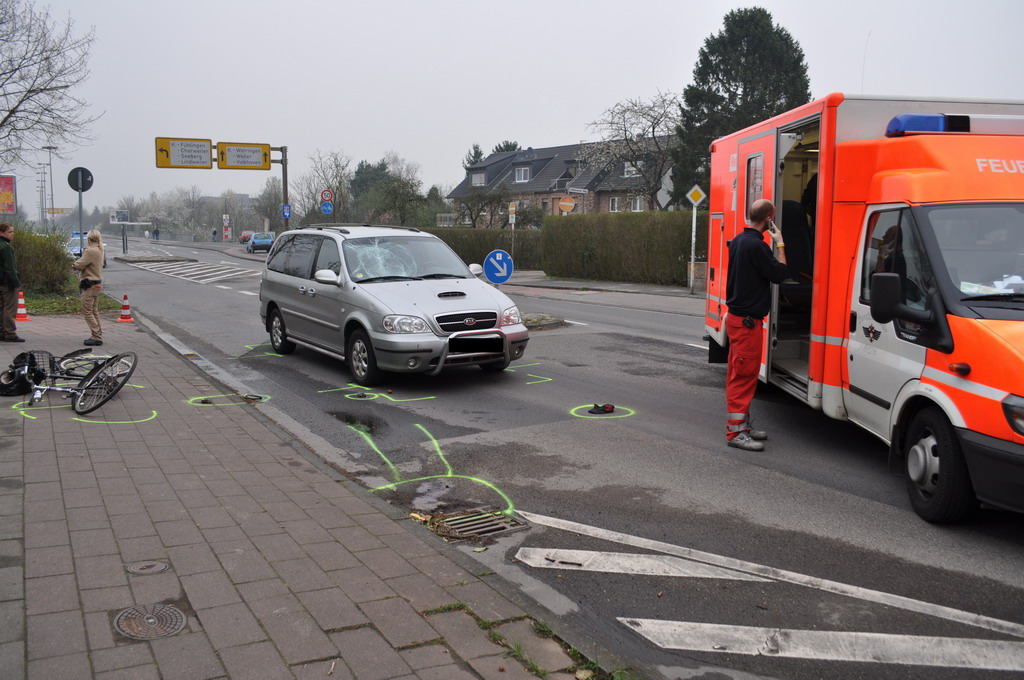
686, 184, 706, 206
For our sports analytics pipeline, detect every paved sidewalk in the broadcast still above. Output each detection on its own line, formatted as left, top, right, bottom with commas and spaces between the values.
0, 312, 581, 679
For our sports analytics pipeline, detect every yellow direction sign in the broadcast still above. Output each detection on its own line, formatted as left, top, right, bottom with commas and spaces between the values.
217, 142, 272, 170
155, 138, 213, 169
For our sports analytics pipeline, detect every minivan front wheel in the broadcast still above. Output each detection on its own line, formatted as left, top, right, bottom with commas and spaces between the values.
347, 329, 383, 385
269, 310, 296, 355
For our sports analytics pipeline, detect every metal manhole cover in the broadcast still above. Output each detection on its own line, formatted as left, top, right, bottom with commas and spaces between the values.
126, 560, 170, 575
113, 604, 186, 640
416, 508, 527, 542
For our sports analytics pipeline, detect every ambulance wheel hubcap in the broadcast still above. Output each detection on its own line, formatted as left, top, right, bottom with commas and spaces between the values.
907, 433, 940, 495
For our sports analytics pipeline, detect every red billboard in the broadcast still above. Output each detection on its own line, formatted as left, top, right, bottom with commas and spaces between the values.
0, 176, 15, 215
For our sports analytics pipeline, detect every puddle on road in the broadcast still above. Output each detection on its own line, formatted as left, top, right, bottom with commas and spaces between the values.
327, 411, 388, 436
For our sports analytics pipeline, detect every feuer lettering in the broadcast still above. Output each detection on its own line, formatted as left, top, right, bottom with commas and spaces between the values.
975, 158, 1024, 173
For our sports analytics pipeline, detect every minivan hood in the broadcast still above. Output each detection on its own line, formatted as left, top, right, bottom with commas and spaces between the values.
358, 277, 513, 315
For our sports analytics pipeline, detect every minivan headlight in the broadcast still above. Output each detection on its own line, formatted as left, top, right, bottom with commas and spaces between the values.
383, 315, 429, 333
1002, 394, 1024, 436
500, 306, 522, 326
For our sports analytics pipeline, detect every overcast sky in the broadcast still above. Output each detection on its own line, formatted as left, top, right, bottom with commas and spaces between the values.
8, 0, 1024, 215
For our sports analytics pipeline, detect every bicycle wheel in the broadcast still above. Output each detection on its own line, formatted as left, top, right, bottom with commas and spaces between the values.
59, 351, 113, 379
73, 352, 138, 415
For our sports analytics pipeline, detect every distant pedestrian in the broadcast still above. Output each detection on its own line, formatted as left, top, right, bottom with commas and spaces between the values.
0, 223, 25, 342
724, 199, 788, 451
72, 229, 105, 346
153, 228, 160, 241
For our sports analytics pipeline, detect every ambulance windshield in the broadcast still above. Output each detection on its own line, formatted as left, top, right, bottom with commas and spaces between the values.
918, 204, 1024, 300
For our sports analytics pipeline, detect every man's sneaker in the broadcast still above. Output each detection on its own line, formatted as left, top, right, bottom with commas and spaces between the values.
749, 429, 767, 441
1, 336, 25, 343
727, 432, 764, 451
84, 338, 103, 346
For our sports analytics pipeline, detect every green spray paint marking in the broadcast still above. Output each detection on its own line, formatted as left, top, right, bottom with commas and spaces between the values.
569, 404, 637, 419
73, 410, 158, 424
524, 374, 552, 384
318, 383, 436, 402
186, 394, 271, 407
351, 423, 515, 514
11, 399, 157, 424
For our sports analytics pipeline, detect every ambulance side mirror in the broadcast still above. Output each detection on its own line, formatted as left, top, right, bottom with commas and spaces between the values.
870, 273, 932, 325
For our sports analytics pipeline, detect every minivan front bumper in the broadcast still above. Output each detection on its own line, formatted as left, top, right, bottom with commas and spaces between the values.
369, 325, 529, 375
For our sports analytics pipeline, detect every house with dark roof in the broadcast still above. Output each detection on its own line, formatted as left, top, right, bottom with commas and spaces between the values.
446, 141, 673, 227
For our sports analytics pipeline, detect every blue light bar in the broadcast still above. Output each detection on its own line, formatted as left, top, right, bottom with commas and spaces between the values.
885, 113, 949, 137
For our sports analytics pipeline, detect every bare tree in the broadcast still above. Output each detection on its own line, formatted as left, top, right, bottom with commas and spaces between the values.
116, 195, 141, 223
583, 90, 681, 209
0, 0, 98, 168
303, 149, 353, 222
253, 176, 284, 232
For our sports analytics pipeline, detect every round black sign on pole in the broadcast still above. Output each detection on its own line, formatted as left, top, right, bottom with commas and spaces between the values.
67, 167, 93, 192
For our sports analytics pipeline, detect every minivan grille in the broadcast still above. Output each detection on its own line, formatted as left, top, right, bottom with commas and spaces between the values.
435, 311, 497, 333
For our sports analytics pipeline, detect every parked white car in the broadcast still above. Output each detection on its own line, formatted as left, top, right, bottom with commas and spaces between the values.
259, 225, 529, 384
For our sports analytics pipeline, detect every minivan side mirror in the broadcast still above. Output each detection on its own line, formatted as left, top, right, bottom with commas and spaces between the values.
870, 273, 932, 324
469, 263, 483, 276
314, 269, 341, 286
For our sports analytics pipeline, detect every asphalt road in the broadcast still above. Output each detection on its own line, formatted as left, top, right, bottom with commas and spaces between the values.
103, 237, 1024, 679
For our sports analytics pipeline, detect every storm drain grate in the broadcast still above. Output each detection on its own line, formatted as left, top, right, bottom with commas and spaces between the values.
113, 604, 186, 640
126, 560, 170, 575
417, 508, 527, 542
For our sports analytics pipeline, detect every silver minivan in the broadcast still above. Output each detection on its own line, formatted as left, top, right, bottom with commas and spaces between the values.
259, 225, 529, 384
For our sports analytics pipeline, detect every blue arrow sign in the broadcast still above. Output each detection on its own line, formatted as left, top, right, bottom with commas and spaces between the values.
483, 249, 514, 284
320, 201, 334, 215
281, 203, 292, 219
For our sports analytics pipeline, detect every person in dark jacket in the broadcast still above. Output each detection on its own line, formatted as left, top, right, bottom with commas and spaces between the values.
724, 199, 788, 451
0, 223, 25, 342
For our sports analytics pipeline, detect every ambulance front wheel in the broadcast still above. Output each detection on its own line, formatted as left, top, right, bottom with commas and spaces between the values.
904, 406, 976, 523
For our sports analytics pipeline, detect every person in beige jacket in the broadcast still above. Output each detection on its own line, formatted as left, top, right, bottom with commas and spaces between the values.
71, 229, 105, 346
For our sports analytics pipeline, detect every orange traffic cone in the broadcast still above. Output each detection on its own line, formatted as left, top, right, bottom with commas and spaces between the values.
116, 294, 135, 323
15, 291, 31, 321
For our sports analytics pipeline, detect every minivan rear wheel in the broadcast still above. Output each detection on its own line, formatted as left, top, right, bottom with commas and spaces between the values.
269, 309, 296, 355
347, 329, 383, 385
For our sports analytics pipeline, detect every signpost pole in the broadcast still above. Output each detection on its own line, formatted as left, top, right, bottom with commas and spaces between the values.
685, 184, 707, 294
278, 146, 289, 230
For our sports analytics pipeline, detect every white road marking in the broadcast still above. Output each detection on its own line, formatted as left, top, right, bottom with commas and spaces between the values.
686, 342, 706, 350
516, 548, 768, 581
125, 261, 260, 284
516, 511, 1024, 639
215, 285, 232, 290
618, 619, 1024, 671
238, 291, 258, 296
563, 320, 589, 326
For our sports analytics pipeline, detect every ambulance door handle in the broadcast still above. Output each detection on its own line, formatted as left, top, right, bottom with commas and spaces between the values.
850, 311, 857, 333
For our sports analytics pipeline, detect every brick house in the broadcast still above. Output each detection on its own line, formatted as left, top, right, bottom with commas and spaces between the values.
446, 141, 673, 227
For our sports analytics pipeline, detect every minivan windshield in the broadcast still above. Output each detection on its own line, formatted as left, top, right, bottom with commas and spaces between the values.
343, 235, 469, 282
916, 203, 1024, 300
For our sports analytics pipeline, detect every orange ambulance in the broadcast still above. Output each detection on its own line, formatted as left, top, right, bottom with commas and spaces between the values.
705, 93, 1024, 523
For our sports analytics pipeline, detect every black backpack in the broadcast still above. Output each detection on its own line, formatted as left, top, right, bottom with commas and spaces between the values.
0, 352, 41, 397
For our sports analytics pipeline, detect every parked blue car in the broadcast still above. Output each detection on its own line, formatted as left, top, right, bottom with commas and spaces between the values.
246, 232, 274, 253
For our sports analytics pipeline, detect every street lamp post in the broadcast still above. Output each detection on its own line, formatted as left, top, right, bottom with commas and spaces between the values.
37, 165, 47, 223
42, 146, 57, 224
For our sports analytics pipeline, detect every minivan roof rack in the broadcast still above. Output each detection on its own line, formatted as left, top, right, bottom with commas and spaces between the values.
299, 223, 421, 233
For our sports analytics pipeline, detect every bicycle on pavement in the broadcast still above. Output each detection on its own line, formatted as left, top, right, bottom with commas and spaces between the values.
0, 348, 138, 415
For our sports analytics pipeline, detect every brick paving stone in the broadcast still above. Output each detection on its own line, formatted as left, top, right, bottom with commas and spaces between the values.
291, 659, 354, 680
166, 543, 220, 576
154, 519, 205, 547
204, 479, 246, 497
194, 603, 266, 650
327, 526, 386, 553
25, 651, 91, 680
238, 513, 287, 538
426, 610, 504, 661
236, 578, 291, 604
70, 527, 118, 558
128, 571, 181, 604
353, 513, 410, 536
494, 619, 574, 672
0, 640, 23, 680
95, 663, 161, 680
355, 547, 418, 580
109, 514, 158, 540
0, 599, 23, 642
25, 574, 78, 615
270, 557, 334, 592
467, 654, 538, 680
358, 597, 438, 647
278, 519, 333, 545
199, 526, 247, 544
417, 553, 476, 588
0, 516, 23, 541
283, 490, 323, 509
447, 582, 527, 623
218, 641, 292, 680
250, 533, 304, 562
419, 663, 485, 680
59, 471, 98, 490
303, 541, 360, 572
63, 488, 104, 509
141, 500, 188, 521
23, 521, 69, 549
23, 482, 62, 503
79, 585, 133, 612
176, 488, 220, 508
385, 574, 459, 612
84, 610, 117, 650
329, 565, 396, 603
181, 570, 241, 609
128, 468, 167, 486
117, 536, 168, 563
187, 506, 235, 529
330, 496, 379, 516
295, 588, 367, 631
399, 643, 455, 670
23, 499, 65, 523
92, 464, 131, 481
164, 472, 207, 489
23, 466, 59, 484
26, 610, 87, 659
380, 531, 440, 559
91, 643, 154, 673
262, 500, 308, 522
66, 506, 110, 531
304, 506, 356, 529
75, 554, 128, 589
248, 594, 337, 664
24, 545, 73, 578
149, 632, 224, 680
329, 627, 412, 680
218, 545, 278, 584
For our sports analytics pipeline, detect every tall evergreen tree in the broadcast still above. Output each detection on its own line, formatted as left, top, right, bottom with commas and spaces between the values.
673, 7, 811, 201
462, 144, 484, 170
491, 140, 520, 154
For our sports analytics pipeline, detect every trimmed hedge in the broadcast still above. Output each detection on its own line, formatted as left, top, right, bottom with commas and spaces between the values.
9, 227, 78, 295
540, 211, 708, 285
